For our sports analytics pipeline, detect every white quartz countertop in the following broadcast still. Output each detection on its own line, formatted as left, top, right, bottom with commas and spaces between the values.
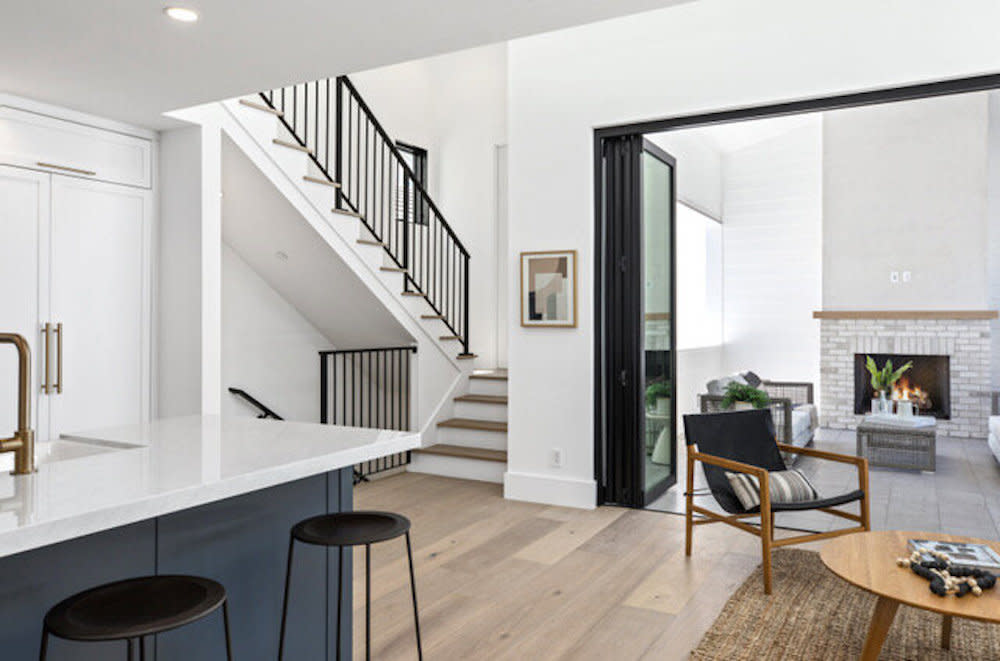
0, 415, 420, 559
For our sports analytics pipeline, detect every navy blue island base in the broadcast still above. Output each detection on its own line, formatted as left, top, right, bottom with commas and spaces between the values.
0, 468, 353, 660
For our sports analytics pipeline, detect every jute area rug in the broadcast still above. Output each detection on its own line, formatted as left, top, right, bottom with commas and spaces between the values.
691, 549, 1000, 660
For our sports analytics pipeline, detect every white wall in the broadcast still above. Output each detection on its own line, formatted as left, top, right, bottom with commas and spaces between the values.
221, 244, 330, 422
506, 0, 1000, 508
721, 121, 823, 388
823, 93, 990, 309
989, 92, 1000, 386
351, 44, 509, 367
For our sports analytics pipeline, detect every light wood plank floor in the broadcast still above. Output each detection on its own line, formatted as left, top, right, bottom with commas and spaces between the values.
349, 472, 778, 660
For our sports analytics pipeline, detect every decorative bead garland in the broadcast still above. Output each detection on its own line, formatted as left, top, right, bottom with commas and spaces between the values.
896, 550, 997, 597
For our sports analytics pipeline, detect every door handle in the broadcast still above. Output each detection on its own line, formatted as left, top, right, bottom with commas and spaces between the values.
54, 323, 63, 394
42, 323, 52, 394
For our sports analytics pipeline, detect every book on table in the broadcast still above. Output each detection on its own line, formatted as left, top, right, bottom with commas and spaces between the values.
908, 539, 1000, 571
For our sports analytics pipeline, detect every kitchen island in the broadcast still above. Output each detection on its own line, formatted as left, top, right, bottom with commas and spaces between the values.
0, 415, 419, 660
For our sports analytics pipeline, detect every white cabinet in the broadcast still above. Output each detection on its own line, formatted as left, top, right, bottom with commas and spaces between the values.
0, 106, 152, 188
0, 165, 152, 443
0, 166, 50, 442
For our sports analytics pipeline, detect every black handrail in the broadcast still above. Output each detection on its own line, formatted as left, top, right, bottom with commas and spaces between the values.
257, 76, 471, 355
227, 387, 284, 420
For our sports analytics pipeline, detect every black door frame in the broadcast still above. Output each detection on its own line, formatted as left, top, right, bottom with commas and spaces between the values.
593, 71, 1000, 507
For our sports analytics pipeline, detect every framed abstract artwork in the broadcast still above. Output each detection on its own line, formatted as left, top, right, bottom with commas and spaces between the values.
520, 250, 577, 327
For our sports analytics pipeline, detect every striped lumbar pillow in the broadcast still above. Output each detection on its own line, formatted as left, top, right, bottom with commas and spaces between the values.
725, 469, 818, 511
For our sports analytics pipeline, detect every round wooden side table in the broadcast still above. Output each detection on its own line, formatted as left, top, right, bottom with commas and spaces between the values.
821, 530, 1000, 660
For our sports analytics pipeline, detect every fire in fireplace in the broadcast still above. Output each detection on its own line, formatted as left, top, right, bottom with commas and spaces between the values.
853, 353, 951, 419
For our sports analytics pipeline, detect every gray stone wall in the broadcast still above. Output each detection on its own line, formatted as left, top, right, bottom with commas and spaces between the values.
820, 319, 991, 438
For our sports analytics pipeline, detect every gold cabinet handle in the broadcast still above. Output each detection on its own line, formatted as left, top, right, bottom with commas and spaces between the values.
36, 161, 97, 176
42, 323, 52, 394
55, 323, 63, 394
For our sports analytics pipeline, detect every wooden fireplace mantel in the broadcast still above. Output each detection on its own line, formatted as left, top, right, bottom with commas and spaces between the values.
812, 310, 998, 320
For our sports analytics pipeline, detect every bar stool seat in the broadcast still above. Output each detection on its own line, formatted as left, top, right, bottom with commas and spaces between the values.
280, 510, 421, 661
292, 511, 410, 547
41, 575, 232, 660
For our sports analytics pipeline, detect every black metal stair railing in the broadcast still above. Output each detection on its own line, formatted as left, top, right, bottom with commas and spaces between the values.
319, 346, 416, 482
258, 77, 471, 356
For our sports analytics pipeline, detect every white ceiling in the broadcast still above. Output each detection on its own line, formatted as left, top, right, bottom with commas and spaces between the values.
1, 0, 689, 129
221, 136, 412, 349
664, 113, 823, 154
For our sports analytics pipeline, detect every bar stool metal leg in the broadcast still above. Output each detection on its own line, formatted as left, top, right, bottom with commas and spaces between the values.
222, 599, 233, 661
336, 545, 345, 661
38, 626, 49, 661
278, 536, 295, 661
127, 637, 136, 661
405, 531, 423, 661
139, 636, 146, 661
365, 543, 371, 661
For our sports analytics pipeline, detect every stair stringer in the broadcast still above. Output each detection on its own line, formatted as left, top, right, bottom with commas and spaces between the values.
188, 99, 469, 441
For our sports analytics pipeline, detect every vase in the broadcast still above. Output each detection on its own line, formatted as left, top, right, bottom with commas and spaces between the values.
876, 391, 891, 415
732, 401, 754, 411
655, 397, 670, 415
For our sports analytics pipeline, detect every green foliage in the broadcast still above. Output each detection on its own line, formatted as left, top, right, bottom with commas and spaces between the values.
865, 355, 912, 393
721, 382, 770, 410
645, 381, 672, 409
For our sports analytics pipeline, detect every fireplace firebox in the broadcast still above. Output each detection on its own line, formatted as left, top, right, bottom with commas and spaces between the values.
853, 353, 951, 419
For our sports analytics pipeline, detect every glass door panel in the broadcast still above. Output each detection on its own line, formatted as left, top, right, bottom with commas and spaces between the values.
641, 141, 676, 505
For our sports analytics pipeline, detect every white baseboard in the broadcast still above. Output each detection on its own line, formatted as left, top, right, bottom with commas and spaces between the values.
503, 471, 596, 509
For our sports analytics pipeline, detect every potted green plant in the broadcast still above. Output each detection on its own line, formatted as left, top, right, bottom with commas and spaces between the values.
721, 382, 770, 410
645, 381, 672, 414
865, 355, 912, 413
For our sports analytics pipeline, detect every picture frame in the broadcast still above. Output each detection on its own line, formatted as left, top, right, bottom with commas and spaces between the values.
520, 250, 577, 328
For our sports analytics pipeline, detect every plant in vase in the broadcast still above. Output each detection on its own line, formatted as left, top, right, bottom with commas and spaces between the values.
864, 355, 912, 414
721, 382, 770, 410
645, 381, 672, 414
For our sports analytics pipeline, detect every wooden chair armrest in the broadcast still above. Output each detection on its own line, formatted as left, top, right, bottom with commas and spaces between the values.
689, 450, 768, 478
775, 442, 867, 468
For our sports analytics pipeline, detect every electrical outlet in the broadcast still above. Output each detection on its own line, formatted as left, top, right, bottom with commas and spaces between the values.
902, 271, 911, 283
890, 271, 900, 284
551, 448, 563, 468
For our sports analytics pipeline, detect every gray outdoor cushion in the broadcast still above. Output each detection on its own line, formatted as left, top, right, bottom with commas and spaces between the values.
706, 373, 748, 396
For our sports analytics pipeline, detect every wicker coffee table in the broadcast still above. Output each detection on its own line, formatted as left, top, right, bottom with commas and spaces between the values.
821, 531, 1000, 660
856, 417, 936, 471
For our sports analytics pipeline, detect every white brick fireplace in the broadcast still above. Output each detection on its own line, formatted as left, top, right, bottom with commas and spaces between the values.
819, 315, 992, 438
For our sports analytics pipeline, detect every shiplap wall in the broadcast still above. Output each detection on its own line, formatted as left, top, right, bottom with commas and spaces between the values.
720, 121, 823, 389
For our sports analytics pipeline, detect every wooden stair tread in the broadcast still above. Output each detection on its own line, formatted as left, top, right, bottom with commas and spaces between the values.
303, 175, 340, 188
272, 138, 313, 154
455, 394, 507, 405
380, 266, 407, 273
469, 372, 508, 381
239, 99, 283, 116
456, 354, 477, 360
356, 239, 383, 247
421, 315, 445, 320
440, 335, 461, 341
333, 208, 364, 219
401, 291, 425, 297
414, 445, 507, 463
437, 418, 507, 432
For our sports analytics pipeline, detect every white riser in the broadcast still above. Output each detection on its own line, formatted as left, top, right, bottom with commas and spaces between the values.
438, 427, 507, 451
468, 378, 507, 397
408, 453, 504, 483
232, 100, 280, 140
454, 401, 507, 422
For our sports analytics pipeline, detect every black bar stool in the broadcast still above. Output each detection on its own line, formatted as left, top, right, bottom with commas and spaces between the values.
40, 575, 233, 660
279, 510, 422, 661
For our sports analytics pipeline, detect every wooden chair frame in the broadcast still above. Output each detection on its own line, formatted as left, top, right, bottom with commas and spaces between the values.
684, 441, 870, 594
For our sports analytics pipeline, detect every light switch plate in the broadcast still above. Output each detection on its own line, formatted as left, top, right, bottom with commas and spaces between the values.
890, 271, 900, 283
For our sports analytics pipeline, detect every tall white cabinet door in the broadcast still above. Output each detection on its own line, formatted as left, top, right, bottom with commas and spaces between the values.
50, 176, 151, 436
0, 166, 50, 442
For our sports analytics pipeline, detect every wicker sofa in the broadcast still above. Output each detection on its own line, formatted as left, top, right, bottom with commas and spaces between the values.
698, 374, 817, 459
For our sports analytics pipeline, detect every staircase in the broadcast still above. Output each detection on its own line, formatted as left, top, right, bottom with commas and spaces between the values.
213, 76, 507, 483
411, 369, 508, 483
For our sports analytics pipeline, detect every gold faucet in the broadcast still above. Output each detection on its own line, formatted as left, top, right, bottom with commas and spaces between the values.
0, 333, 35, 474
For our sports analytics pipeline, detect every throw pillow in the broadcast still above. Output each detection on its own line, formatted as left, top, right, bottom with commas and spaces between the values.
742, 371, 762, 388
725, 469, 818, 510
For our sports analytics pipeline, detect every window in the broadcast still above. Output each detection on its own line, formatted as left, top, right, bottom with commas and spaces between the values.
676, 203, 722, 350
396, 141, 428, 225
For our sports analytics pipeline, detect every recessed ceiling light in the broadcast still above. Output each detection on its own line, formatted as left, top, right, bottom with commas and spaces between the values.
164, 7, 199, 22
